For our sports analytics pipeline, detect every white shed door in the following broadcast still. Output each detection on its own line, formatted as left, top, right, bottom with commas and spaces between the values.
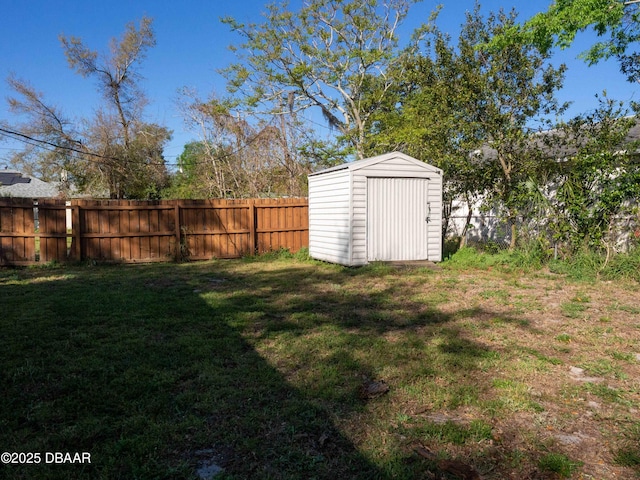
367, 177, 430, 261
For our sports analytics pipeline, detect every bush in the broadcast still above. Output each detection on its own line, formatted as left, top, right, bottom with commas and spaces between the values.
444, 247, 496, 269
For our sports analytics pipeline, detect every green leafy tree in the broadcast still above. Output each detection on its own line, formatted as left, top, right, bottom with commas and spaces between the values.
546, 96, 640, 254
489, 0, 640, 82
460, 7, 567, 248
221, 0, 420, 160
163, 142, 209, 199
364, 11, 485, 240
366, 5, 567, 248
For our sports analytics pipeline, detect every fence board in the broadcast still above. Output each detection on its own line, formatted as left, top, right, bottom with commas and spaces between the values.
38, 200, 68, 262
0, 198, 36, 264
0, 197, 309, 265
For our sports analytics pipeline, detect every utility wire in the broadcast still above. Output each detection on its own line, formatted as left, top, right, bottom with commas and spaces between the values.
0, 117, 285, 169
0, 127, 119, 161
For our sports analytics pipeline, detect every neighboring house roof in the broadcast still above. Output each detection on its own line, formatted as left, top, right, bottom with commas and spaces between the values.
472, 116, 640, 162
0, 170, 62, 198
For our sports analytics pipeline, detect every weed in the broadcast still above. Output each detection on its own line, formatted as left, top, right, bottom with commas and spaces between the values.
609, 350, 635, 362
444, 245, 546, 272
358, 261, 396, 276
443, 236, 462, 259
404, 419, 493, 446
549, 250, 603, 281
519, 347, 563, 366
603, 246, 640, 282
615, 449, 640, 469
443, 247, 495, 270
583, 383, 624, 403
614, 422, 640, 470
561, 301, 588, 318
538, 452, 582, 478
491, 379, 546, 413
571, 292, 591, 303
579, 359, 621, 378
610, 302, 640, 315
479, 289, 510, 302
294, 246, 311, 261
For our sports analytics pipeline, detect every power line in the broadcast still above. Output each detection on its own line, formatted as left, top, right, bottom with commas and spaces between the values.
0, 127, 118, 162
0, 118, 286, 169
0, 127, 166, 169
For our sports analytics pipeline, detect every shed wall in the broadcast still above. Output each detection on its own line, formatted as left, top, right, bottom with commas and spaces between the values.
308, 169, 352, 265
426, 171, 443, 262
351, 158, 442, 264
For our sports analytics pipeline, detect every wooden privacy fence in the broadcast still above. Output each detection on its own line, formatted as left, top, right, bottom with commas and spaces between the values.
0, 198, 309, 265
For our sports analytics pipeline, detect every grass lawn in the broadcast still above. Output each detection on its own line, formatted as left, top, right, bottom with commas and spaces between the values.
1, 252, 639, 479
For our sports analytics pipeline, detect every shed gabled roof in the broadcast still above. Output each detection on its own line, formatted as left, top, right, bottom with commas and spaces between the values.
309, 151, 442, 176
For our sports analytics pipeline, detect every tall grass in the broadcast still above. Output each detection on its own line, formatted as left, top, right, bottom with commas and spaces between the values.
445, 242, 639, 282
549, 246, 640, 282
603, 246, 640, 282
444, 241, 550, 272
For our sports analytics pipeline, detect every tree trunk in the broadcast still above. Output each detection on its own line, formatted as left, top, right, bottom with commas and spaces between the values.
460, 206, 474, 248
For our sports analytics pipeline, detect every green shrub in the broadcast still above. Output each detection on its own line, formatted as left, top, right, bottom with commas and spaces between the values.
444, 244, 547, 272
444, 247, 495, 269
614, 422, 640, 470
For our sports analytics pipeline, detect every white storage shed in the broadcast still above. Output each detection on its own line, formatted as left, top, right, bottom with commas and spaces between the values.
308, 151, 443, 266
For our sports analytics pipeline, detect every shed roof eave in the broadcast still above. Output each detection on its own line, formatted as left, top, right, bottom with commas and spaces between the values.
308, 151, 442, 177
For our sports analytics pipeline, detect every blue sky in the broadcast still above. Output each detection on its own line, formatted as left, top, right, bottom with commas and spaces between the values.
0, 0, 637, 169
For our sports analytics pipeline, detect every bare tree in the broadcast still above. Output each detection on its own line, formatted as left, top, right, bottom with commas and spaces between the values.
1, 16, 169, 199
1, 75, 79, 184
59, 16, 155, 149
222, 0, 419, 159
175, 89, 312, 198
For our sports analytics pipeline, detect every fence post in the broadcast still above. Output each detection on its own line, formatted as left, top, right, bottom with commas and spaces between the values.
72, 202, 81, 261
174, 200, 182, 259
248, 200, 256, 255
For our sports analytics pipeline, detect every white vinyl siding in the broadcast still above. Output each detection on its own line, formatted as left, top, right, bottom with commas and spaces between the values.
308, 168, 352, 265
425, 172, 443, 261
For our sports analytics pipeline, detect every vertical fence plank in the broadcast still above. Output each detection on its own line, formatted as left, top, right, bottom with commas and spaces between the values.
249, 201, 256, 255
174, 201, 181, 259
0, 198, 36, 264
39, 199, 67, 263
